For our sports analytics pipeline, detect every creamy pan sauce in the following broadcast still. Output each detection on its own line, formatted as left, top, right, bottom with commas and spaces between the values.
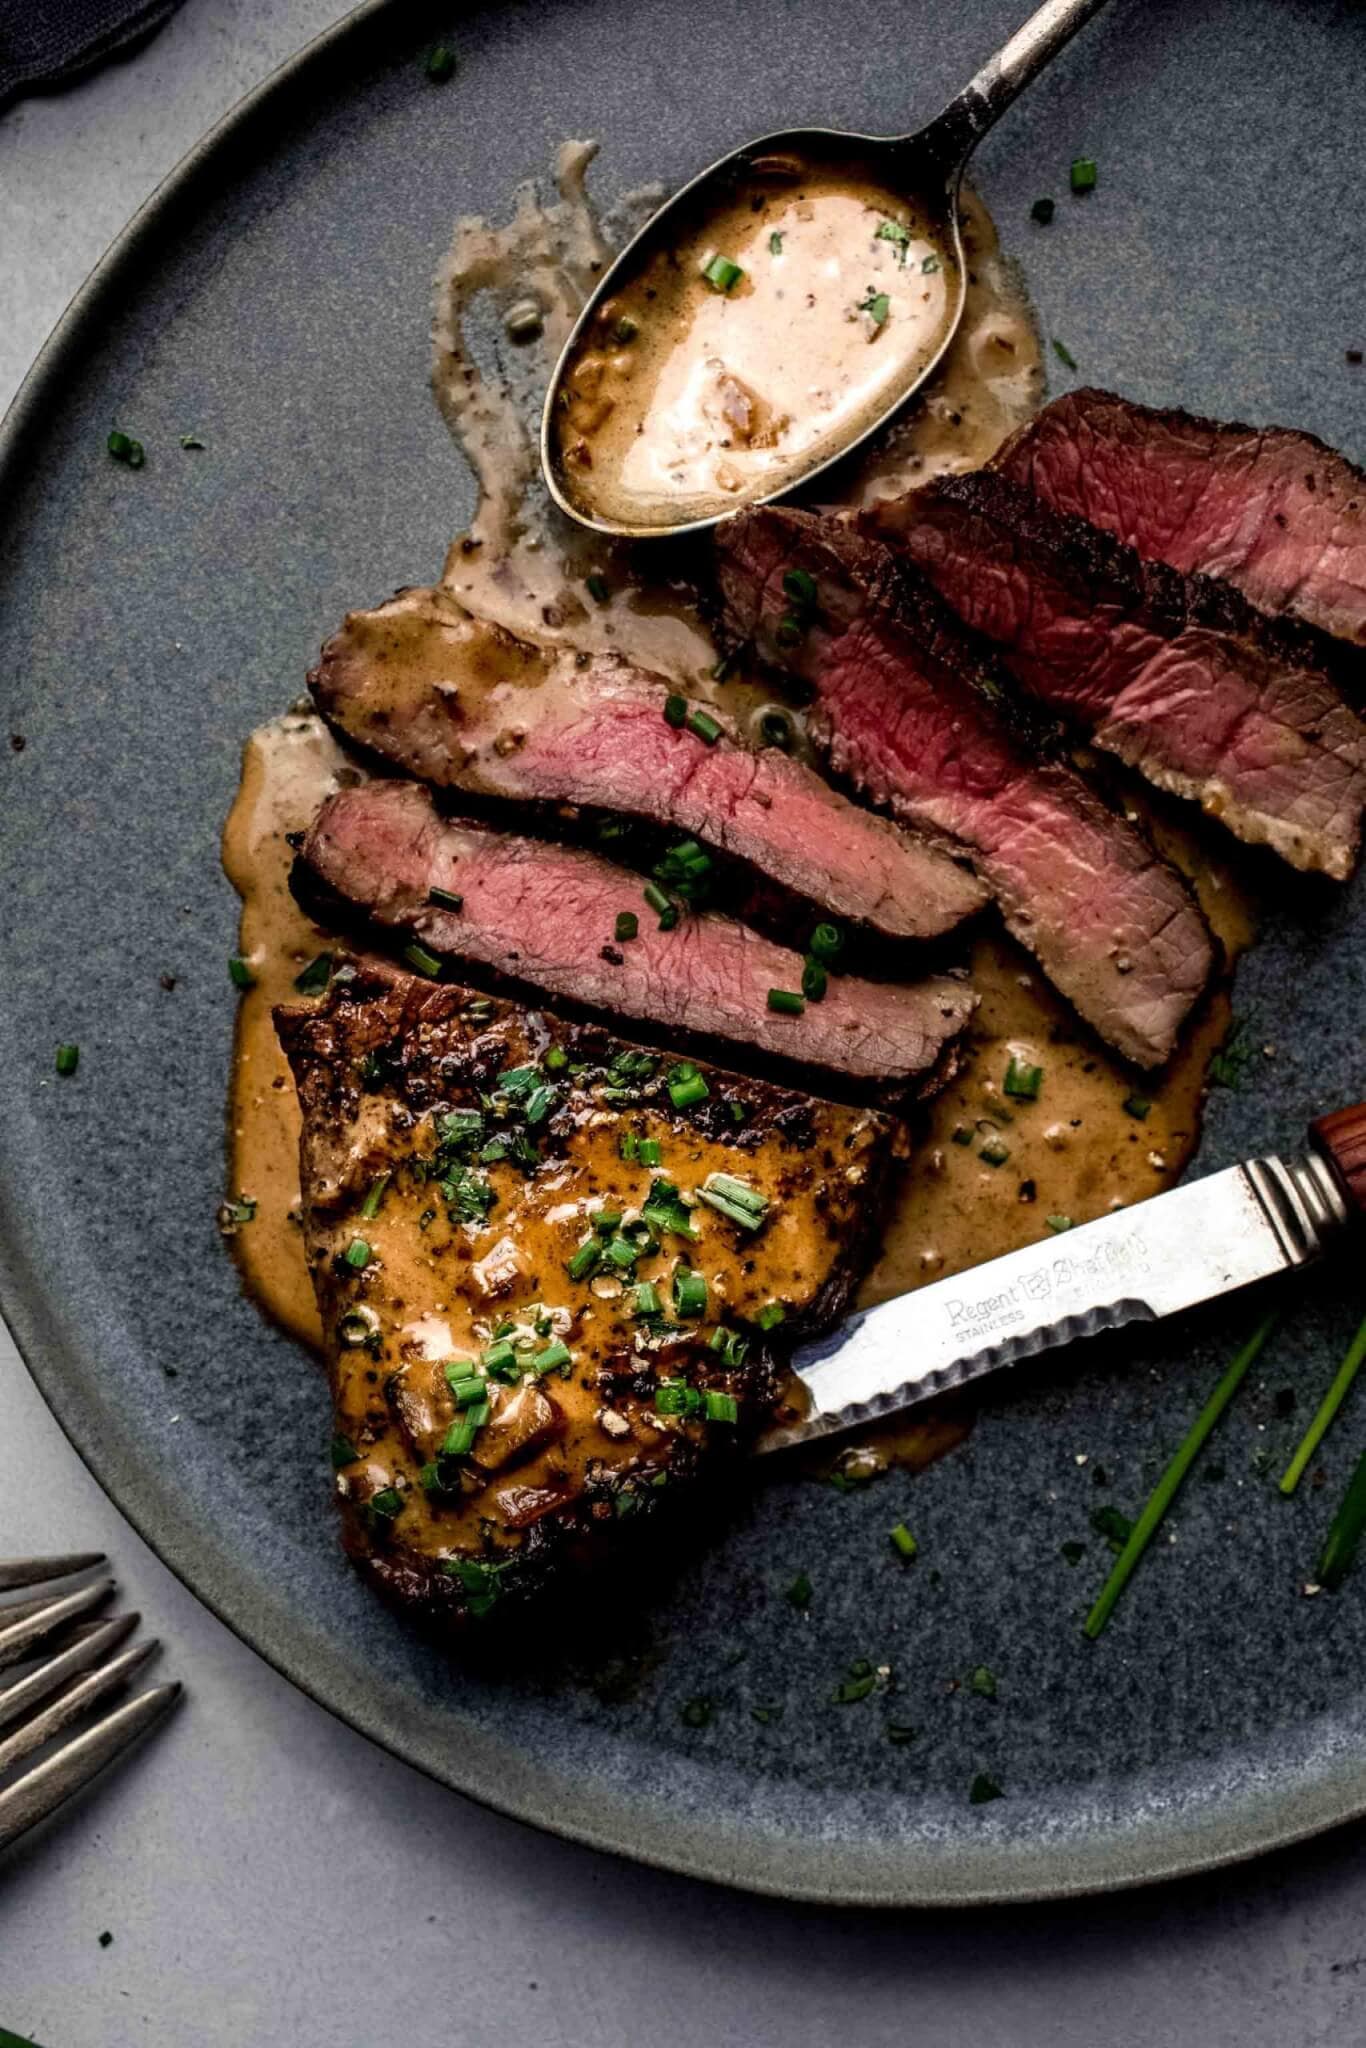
225, 144, 1254, 1477
549, 160, 957, 530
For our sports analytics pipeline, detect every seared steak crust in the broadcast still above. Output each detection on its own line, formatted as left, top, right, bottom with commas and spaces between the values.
308, 586, 987, 943
872, 471, 1366, 880
276, 973, 899, 1625
714, 506, 1214, 1069
995, 387, 1366, 650
295, 778, 975, 1095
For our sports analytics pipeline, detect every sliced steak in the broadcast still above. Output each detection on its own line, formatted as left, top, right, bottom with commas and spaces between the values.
309, 586, 986, 942
871, 471, 1366, 880
277, 971, 898, 1624
715, 507, 1215, 1069
995, 387, 1366, 648
297, 778, 973, 1092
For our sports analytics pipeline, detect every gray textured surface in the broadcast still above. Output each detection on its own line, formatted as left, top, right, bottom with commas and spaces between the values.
3, 0, 1366, 2031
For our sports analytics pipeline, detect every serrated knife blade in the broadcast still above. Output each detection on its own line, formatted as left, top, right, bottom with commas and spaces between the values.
758, 1111, 1364, 1456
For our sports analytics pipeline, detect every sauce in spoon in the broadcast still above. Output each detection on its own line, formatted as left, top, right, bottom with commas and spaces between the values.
551, 155, 957, 530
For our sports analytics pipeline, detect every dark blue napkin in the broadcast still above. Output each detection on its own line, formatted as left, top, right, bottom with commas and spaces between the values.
0, 0, 184, 109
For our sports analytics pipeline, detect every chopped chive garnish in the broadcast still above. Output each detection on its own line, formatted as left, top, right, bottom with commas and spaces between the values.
657, 905, 680, 932
775, 614, 804, 647
228, 954, 255, 990
619, 1130, 639, 1162
343, 1238, 371, 1271
921, 253, 941, 274
1070, 157, 1097, 193
593, 1207, 623, 1234
969, 1773, 1004, 1805
544, 1044, 567, 1071
710, 648, 739, 683
425, 43, 457, 81
293, 952, 333, 995
180, 432, 205, 449
673, 1266, 707, 1319
1045, 1214, 1074, 1234
442, 1402, 489, 1457
686, 707, 722, 745
969, 1665, 998, 1699
533, 1340, 572, 1376
360, 1172, 390, 1220
756, 1301, 785, 1332
1122, 1094, 1152, 1121
482, 1338, 518, 1379
55, 1043, 80, 1077
663, 692, 687, 728
1003, 1056, 1043, 1100
567, 1238, 602, 1281
698, 1171, 770, 1231
1317, 1446, 1366, 1589
446, 1373, 487, 1408
702, 254, 744, 292
708, 1326, 750, 1369
427, 886, 464, 912
655, 1380, 700, 1416
890, 1523, 918, 1560
979, 1137, 1010, 1166
782, 567, 817, 607
604, 1235, 639, 1271
834, 1669, 878, 1704
633, 1280, 662, 1317
1031, 196, 1055, 224
769, 230, 784, 255
875, 218, 911, 258
858, 289, 890, 329
759, 710, 792, 750
330, 1434, 359, 1468
403, 941, 442, 978
808, 922, 844, 964
1279, 1312, 1366, 1495
643, 881, 672, 917
951, 1124, 973, 1147
638, 1137, 662, 1166
586, 572, 610, 604
785, 1571, 812, 1609
767, 988, 804, 1016
1084, 1313, 1278, 1638
221, 1198, 256, 1226
365, 1486, 404, 1525
668, 1067, 710, 1110
107, 428, 144, 468
1053, 338, 1078, 370
801, 957, 828, 1003
615, 911, 638, 943
1091, 1505, 1133, 1552
704, 1390, 739, 1423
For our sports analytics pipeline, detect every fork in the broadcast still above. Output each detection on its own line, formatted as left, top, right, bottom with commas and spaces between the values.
0, 1553, 181, 1851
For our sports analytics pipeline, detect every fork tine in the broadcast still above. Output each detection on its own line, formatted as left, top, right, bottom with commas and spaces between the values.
0, 1554, 106, 1593
0, 1579, 114, 1673
0, 1613, 139, 1736
0, 1637, 157, 1778
0, 1681, 181, 1851
0, 1597, 108, 1634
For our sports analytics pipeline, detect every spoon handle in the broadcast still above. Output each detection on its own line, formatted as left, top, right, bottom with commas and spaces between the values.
918, 0, 1112, 172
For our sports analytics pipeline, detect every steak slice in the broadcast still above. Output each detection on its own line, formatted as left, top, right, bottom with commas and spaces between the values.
297, 778, 974, 1092
715, 507, 1215, 1069
276, 972, 899, 1625
995, 387, 1366, 649
873, 471, 1366, 879
309, 585, 986, 942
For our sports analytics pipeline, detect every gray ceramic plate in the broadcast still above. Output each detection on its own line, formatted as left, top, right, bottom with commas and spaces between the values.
2, 0, 1365, 1906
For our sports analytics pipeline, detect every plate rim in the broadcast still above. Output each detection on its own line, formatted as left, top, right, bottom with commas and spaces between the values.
3, 0, 1365, 1908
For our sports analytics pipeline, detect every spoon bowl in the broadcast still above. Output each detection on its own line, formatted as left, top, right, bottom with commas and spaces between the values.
541, 0, 1108, 540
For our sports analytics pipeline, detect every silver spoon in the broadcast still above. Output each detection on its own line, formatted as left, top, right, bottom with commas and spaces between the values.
541, 0, 1110, 539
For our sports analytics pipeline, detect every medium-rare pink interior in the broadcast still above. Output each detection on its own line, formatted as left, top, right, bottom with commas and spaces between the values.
299, 778, 975, 1090
871, 471, 1366, 881
714, 506, 1216, 1069
995, 387, 1366, 650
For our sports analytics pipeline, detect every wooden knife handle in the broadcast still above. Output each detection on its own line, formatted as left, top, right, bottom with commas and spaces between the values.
1312, 1105, 1366, 1217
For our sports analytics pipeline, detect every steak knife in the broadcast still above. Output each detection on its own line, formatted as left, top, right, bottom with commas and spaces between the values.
759, 1104, 1366, 1454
